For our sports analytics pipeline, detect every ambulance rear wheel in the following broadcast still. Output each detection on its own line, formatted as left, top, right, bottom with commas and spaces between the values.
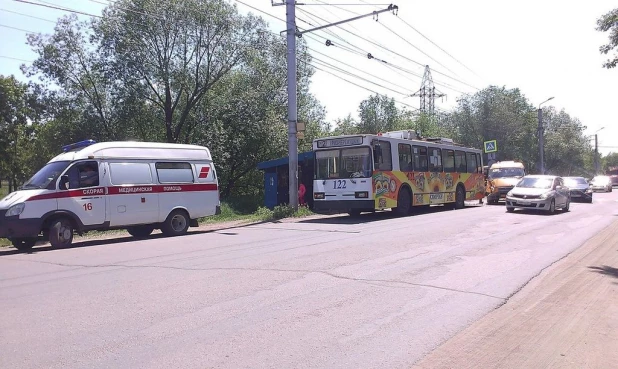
49, 218, 74, 248
11, 238, 36, 251
127, 225, 154, 239
161, 210, 190, 237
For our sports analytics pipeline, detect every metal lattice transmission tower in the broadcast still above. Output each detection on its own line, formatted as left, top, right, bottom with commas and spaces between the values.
412, 65, 446, 116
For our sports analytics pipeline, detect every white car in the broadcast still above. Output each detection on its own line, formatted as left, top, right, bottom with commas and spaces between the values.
505, 175, 571, 214
590, 175, 613, 192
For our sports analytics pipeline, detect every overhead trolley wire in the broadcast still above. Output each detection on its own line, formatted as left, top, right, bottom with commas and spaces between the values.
296, 6, 479, 91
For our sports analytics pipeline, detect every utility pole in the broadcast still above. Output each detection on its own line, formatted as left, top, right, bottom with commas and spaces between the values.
537, 97, 554, 175
594, 133, 599, 174
285, 0, 298, 210
537, 108, 544, 175
274, 1, 398, 210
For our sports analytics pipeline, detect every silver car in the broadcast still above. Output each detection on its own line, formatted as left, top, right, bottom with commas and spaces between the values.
505, 175, 571, 214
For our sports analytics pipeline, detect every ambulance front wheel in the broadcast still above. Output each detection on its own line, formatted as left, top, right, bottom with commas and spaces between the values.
161, 210, 190, 237
11, 238, 36, 252
49, 218, 74, 248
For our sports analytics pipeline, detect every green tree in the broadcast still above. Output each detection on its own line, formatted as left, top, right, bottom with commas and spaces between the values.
331, 114, 358, 136
447, 86, 538, 169
0, 75, 43, 192
97, 0, 266, 143
602, 152, 618, 171
596, 8, 618, 69
357, 94, 401, 134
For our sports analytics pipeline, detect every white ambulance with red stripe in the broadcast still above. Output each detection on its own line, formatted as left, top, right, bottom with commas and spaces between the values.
0, 140, 221, 251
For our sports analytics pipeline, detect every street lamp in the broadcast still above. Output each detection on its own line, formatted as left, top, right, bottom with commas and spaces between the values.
538, 97, 554, 174
594, 127, 605, 174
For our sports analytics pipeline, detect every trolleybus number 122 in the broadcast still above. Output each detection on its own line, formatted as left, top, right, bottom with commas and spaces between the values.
333, 180, 347, 189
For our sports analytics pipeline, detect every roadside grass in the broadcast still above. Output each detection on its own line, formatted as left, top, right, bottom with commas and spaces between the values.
200, 202, 314, 223
0, 202, 314, 247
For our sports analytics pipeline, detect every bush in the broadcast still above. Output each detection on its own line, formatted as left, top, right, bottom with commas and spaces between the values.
273, 204, 295, 219
254, 206, 274, 221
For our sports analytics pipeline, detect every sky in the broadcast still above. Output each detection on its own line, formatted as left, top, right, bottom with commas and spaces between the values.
1, 0, 617, 154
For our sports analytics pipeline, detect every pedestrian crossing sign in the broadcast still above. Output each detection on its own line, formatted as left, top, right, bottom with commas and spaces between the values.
484, 140, 497, 153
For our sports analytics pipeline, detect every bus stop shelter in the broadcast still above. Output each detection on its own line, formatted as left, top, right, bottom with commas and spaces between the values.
257, 151, 314, 210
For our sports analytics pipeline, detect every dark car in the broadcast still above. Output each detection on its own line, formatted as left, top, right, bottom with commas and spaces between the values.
610, 175, 618, 187
564, 176, 593, 203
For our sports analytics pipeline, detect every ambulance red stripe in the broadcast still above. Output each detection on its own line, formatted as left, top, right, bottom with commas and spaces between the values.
27, 184, 218, 201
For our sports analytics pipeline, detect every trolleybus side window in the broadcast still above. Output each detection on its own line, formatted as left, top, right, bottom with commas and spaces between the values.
466, 152, 477, 173
476, 153, 482, 172
398, 143, 413, 171
429, 147, 442, 172
413, 145, 428, 172
443, 149, 455, 173
455, 151, 467, 172
373, 141, 392, 171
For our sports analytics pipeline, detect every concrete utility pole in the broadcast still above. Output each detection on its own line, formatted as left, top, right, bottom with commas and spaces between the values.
285, 0, 298, 210
537, 97, 554, 174
274, 1, 398, 210
593, 127, 605, 174
594, 134, 599, 174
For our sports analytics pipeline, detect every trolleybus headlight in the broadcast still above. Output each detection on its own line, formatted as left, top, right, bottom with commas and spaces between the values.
6, 203, 25, 217
314, 192, 325, 199
355, 191, 369, 198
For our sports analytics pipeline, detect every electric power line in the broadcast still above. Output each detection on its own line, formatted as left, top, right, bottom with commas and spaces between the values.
396, 17, 483, 80
310, 63, 419, 112
14, 0, 104, 18
0, 8, 56, 23
0, 23, 38, 33
0, 55, 33, 62
295, 7, 478, 91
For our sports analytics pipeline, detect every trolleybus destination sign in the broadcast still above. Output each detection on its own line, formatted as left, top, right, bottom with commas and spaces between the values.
316, 137, 363, 148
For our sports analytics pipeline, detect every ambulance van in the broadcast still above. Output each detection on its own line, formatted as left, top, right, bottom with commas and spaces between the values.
0, 140, 221, 251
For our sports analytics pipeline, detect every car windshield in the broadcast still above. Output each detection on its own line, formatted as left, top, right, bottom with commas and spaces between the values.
488, 167, 524, 179
20, 161, 71, 190
564, 177, 587, 186
591, 176, 610, 184
516, 177, 553, 189
315, 147, 372, 179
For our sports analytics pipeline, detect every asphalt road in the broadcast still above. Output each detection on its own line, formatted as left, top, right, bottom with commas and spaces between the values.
1, 191, 617, 369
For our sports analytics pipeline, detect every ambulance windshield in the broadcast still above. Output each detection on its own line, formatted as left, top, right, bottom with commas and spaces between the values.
21, 161, 71, 190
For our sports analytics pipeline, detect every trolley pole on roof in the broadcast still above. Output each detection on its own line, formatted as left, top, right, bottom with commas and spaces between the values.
275, 1, 398, 210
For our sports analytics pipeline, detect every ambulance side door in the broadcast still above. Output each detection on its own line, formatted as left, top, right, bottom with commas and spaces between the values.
57, 160, 107, 227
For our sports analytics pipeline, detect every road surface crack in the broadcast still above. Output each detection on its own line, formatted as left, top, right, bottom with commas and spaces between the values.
3, 258, 505, 300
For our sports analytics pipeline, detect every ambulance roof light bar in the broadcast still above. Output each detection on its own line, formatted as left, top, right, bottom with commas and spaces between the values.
62, 139, 97, 152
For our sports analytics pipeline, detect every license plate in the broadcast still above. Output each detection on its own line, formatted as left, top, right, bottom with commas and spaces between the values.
518, 201, 531, 205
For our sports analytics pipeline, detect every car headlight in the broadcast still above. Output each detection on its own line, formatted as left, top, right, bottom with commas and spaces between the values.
585, 188, 592, 193
506, 191, 513, 197
6, 203, 25, 217
539, 192, 551, 199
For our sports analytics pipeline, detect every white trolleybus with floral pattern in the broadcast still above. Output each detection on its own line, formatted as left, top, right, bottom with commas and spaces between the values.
312, 131, 485, 216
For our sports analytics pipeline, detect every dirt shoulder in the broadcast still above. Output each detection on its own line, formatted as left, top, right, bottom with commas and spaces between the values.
412, 219, 618, 369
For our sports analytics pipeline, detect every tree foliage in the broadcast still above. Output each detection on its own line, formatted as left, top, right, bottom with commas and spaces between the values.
596, 8, 618, 69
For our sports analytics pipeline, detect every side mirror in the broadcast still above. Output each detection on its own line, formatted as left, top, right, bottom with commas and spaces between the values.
59, 175, 69, 190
